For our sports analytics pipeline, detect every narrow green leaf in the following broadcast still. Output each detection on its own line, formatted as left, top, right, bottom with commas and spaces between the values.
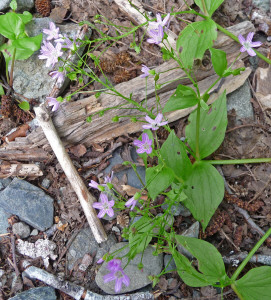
234, 266, 271, 300
183, 161, 224, 230
177, 19, 217, 68
146, 165, 174, 199
0, 12, 24, 40
160, 131, 192, 180
18, 101, 30, 111
186, 90, 227, 159
17, 12, 33, 25
163, 85, 198, 113
209, 48, 227, 77
175, 236, 228, 285
194, 0, 224, 17
0, 85, 5, 96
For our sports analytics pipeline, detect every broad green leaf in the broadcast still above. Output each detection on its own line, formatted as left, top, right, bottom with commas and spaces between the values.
209, 48, 227, 77
175, 236, 229, 286
177, 19, 217, 68
186, 90, 227, 159
234, 266, 271, 300
194, 0, 224, 17
160, 131, 192, 180
146, 165, 174, 199
163, 85, 198, 113
0, 12, 24, 40
18, 101, 30, 111
12, 34, 42, 60
172, 246, 213, 287
129, 216, 153, 257
18, 12, 33, 24
183, 161, 224, 230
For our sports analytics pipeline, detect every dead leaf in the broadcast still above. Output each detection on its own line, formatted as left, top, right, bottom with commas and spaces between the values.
49, 7, 68, 24
69, 144, 87, 158
5, 124, 29, 142
92, 142, 105, 153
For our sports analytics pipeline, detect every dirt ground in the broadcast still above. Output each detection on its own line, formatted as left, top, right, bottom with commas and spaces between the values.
1, 0, 271, 299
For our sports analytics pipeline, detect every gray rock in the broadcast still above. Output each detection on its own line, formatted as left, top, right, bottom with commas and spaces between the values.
12, 18, 91, 103
105, 147, 145, 189
161, 202, 191, 217
67, 227, 117, 270
153, 213, 174, 234
0, 178, 12, 191
164, 254, 177, 272
41, 178, 51, 189
0, 207, 10, 239
30, 229, 38, 236
0, 0, 34, 11
252, 0, 270, 12
9, 286, 56, 300
96, 242, 163, 294
12, 222, 30, 238
0, 178, 54, 231
177, 222, 199, 259
227, 80, 254, 122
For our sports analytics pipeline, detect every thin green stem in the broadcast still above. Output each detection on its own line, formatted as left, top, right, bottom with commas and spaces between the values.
195, 104, 201, 160
205, 158, 271, 165
201, 0, 208, 16
231, 227, 271, 281
231, 284, 244, 300
9, 49, 16, 87
203, 76, 222, 98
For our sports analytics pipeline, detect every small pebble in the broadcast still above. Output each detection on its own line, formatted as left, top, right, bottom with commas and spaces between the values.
12, 222, 30, 238
41, 178, 51, 189
30, 229, 38, 236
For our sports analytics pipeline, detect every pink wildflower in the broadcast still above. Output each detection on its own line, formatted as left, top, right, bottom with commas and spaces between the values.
43, 22, 62, 41
47, 97, 60, 112
49, 70, 64, 84
238, 32, 262, 57
147, 25, 164, 44
142, 113, 168, 131
140, 65, 151, 78
125, 196, 137, 210
149, 13, 170, 31
93, 193, 114, 218
39, 41, 63, 68
133, 133, 152, 155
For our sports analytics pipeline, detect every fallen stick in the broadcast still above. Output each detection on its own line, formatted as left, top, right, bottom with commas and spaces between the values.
223, 253, 271, 266
0, 163, 43, 178
34, 105, 107, 243
22, 261, 154, 300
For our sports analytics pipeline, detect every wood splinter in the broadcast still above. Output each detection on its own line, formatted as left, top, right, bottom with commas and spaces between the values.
34, 105, 107, 243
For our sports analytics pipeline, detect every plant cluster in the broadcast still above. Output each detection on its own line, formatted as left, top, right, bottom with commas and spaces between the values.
2, 0, 271, 298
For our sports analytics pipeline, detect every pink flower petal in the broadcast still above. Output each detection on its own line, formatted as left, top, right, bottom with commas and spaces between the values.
93, 202, 103, 209
107, 207, 114, 217
142, 124, 153, 130
240, 46, 246, 53
104, 272, 116, 283
247, 32, 254, 43
250, 41, 262, 47
155, 113, 163, 123
133, 140, 143, 147
247, 48, 256, 56
115, 278, 122, 293
97, 209, 106, 218
238, 34, 245, 45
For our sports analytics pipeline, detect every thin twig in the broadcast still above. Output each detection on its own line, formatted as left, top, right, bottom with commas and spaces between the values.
226, 123, 267, 133
248, 174, 271, 204
220, 228, 240, 252
10, 234, 20, 276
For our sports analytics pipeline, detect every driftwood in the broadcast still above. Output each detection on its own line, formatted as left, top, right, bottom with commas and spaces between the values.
22, 260, 155, 300
34, 105, 107, 243
0, 21, 254, 161
0, 163, 43, 178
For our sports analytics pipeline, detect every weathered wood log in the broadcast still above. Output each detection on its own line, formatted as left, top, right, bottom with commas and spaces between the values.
34, 105, 107, 243
0, 21, 254, 161
0, 163, 43, 178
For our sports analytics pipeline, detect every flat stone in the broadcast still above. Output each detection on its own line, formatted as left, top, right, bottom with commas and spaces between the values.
164, 254, 177, 272
105, 147, 145, 189
177, 222, 200, 259
161, 202, 191, 217
12, 222, 30, 238
0, 178, 12, 191
252, 0, 270, 12
227, 80, 254, 122
0, 0, 34, 11
67, 227, 116, 270
0, 178, 54, 231
96, 242, 163, 294
12, 18, 91, 103
9, 286, 56, 300
0, 207, 10, 239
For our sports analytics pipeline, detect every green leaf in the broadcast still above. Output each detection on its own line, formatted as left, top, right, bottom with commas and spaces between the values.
194, 0, 224, 17
186, 90, 227, 159
163, 85, 198, 113
0, 85, 5, 96
18, 12, 33, 25
172, 246, 214, 287
10, 0, 17, 11
0, 12, 24, 40
183, 161, 224, 230
11, 34, 42, 60
160, 131, 192, 180
209, 48, 227, 77
18, 101, 30, 111
146, 165, 175, 199
177, 19, 217, 68
200, 98, 209, 111
129, 216, 153, 258
175, 236, 229, 286
161, 47, 172, 61
234, 266, 271, 300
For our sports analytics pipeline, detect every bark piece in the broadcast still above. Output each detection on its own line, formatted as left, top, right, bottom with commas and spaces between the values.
0, 163, 43, 178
